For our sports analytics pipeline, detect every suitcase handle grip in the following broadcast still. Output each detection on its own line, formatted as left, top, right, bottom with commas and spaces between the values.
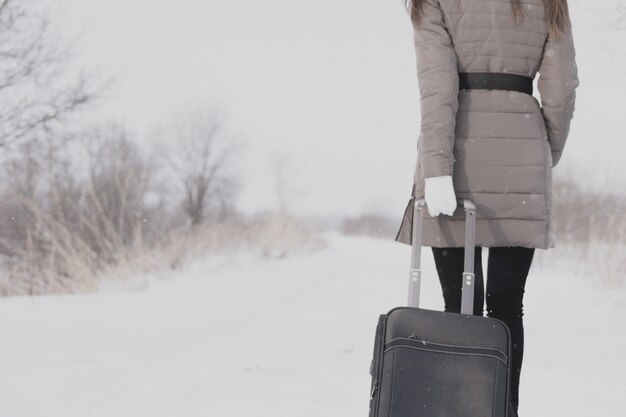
408, 197, 477, 315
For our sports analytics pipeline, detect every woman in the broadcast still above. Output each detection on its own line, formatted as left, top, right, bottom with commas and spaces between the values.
394, 0, 579, 415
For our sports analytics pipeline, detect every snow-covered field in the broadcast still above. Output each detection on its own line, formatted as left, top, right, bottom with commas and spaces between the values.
0, 231, 624, 417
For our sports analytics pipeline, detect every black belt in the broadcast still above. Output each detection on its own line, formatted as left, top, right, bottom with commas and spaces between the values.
459, 72, 533, 95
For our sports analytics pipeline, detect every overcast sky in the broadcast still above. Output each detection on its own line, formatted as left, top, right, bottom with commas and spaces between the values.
48, 0, 626, 219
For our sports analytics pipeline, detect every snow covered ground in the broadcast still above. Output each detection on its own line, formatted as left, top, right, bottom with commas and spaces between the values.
0, 231, 624, 417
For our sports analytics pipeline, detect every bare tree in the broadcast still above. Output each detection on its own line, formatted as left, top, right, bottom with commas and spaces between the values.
618, 3, 626, 32
269, 150, 290, 214
0, 0, 99, 149
162, 104, 242, 228
268, 148, 305, 215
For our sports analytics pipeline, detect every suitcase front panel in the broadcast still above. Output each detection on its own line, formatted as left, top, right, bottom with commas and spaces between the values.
378, 342, 508, 417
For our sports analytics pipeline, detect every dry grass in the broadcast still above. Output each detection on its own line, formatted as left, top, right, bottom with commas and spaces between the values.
533, 178, 626, 287
105, 211, 328, 278
0, 209, 328, 296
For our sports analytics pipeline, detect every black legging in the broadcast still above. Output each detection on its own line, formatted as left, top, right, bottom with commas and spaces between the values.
431, 246, 534, 413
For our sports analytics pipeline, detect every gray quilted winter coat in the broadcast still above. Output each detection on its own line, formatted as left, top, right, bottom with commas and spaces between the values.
394, 0, 579, 249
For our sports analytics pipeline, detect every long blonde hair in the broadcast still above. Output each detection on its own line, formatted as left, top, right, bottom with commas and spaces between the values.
405, 0, 572, 40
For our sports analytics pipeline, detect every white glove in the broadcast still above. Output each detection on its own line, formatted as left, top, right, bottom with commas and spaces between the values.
424, 175, 457, 217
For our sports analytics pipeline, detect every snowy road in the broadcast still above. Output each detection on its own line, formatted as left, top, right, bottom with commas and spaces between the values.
0, 231, 624, 417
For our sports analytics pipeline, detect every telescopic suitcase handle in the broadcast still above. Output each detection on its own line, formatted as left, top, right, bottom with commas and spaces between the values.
407, 197, 477, 315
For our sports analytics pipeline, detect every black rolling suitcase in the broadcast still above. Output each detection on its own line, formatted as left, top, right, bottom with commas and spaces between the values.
368, 197, 513, 417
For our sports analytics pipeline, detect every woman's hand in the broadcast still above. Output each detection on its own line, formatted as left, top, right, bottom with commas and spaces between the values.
424, 175, 457, 217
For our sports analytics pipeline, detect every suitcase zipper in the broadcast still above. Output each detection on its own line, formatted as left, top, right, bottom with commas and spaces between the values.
384, 337, 509, 365
394, 336, 508, 358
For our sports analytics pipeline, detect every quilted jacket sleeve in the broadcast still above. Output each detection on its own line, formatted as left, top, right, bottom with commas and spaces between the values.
412, 0, 459, 179
537, 24, 579, 168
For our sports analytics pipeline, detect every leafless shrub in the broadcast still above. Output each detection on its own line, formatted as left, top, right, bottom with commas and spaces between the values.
81, 124, 154, 257
94, 210, 328, 293
534, 177, 626, 287
340, 177, 626, 286
341, 213, 399, 239
551, 178, 626, 246
150, 210, 327, 268
243, 211, 327, 260
0, 124, 158, 295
